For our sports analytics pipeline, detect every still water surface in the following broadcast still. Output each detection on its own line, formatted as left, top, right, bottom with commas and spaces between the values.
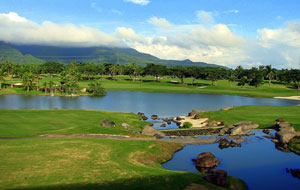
162, 131, 300, 190
0, 91, 298, 118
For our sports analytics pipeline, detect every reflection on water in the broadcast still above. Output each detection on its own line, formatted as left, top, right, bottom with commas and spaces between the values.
0, 91, 299, 119
162, 131, 300, 190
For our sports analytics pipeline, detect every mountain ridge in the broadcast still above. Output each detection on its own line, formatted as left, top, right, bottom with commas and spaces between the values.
0, 41, 223, 67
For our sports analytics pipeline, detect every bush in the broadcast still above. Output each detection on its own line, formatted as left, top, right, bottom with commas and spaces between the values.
183, 122, 193, 128
88, 82, 107, 97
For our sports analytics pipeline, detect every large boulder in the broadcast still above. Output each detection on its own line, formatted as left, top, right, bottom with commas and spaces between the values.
142, 125, 165, 138
230, 121, 259, 136
275, 122, 296, 144
188, 110, 204, 117
196, 152, 220, 168
100, 119, 116, 128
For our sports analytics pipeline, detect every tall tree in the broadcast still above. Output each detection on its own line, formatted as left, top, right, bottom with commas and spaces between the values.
265, 65, 276, 87
22, 72, 34, 92
0, 68, 6, 89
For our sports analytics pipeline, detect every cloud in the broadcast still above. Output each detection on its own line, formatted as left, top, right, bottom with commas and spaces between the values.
197, 10, 214, 25
223, 9, 239, 14
124, 0, 150, 6
0, 12, 299, 68
0, 12, 124, 47
148, 17, 171, 28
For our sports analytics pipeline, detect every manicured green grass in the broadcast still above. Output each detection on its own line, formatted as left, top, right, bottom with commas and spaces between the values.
197, 105, 300, 130
0, 109, 148, 137
3, 75, 300, 98
0, 138, 247, 190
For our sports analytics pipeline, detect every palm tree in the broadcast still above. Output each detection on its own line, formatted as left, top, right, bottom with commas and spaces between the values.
22, 72, 33, 92
265, 65, 276, 87
43, 81, 48, 94
0, 68, 6, 90
109, 64, 118, 79
129, 63, 138, 81
48, 81, 55, 96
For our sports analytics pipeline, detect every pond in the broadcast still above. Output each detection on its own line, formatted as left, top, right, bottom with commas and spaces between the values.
0, 91, 298, 117
162, 131, 300, 190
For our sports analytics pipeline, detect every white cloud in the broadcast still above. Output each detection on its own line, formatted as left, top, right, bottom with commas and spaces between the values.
223, 10, 239, 14
0, 12, 124, 47
197, 10, 214, 25
124, 0, 150, 6
148, 17, 171, 28
0, 12, 299, 69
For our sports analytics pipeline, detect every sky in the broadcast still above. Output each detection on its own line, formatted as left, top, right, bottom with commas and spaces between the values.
0, 0, 300, 68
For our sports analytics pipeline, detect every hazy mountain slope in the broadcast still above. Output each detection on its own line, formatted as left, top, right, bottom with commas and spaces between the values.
0, 41, 222, 67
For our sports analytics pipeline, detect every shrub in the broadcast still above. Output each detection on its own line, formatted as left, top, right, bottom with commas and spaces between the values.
88, 82, 107, 97
183, 122, 193, 128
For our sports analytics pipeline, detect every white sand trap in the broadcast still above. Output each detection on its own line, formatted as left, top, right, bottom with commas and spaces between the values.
176, 116, 209, 128
274, 96, 300, 101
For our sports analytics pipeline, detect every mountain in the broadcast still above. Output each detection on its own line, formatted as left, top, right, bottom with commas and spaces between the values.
0, 43, 44, 65
0, 41, 222, 67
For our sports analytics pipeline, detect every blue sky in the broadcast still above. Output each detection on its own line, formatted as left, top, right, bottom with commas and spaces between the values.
0, 0, 300, 68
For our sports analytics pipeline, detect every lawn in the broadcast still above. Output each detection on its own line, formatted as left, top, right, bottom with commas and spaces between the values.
0, 109, 148, 137
3, 75, 300, 98
197, 105, 300, 130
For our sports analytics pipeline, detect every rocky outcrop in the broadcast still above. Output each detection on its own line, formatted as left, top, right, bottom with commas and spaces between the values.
229, 121, 259, 136
275, 122, 296, 144
188, 110, 205, 117
196, 152, 220, 168
203, 169, 228, 187
160, 123, 166, 127
286, 168, 300, 179
142, 125, 165, 138
120, 123, 133, 131
100, 119, 116, 128
151, 115, 158, 120
218, 138, 242, 149
137, 112, 148, 120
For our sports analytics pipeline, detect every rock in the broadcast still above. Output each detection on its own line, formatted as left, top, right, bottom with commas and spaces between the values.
262, 129, 270, 134
142, 125, 165, 137
203, 175, 227, 187
272, 139, 279, 143
141, 115, 148, 120
176, 121, 182, 127
167, 120, 172, 125
188, 110, 204, 117
286, 168, 300, 179
176, 116, 183, 121
209, 169, 228, 177
100, 119, 116, 128
218, 126, 233, 136
149, 123, 154, 126
160, 123, 166, 127
193, 115, 200, 119
151, 115, 158, 120
275, 122, 296, 144
276, 118, 285, 122
276, 130, 296, 144
120, 123, 133, 131
137, 112, 144, 116
229, 121, 259, 136
207, 120, 218, 127
218, 138, 231, 149
162, 118, 168, 122
196, 152, 220, 168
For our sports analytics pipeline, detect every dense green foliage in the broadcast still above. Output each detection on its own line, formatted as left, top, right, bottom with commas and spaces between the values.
197, 105, 300, 130
183, 122, 193, 128
88, 82, 106, 96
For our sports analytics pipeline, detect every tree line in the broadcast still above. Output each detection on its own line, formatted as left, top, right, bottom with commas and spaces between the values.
0, 60, 300, 94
